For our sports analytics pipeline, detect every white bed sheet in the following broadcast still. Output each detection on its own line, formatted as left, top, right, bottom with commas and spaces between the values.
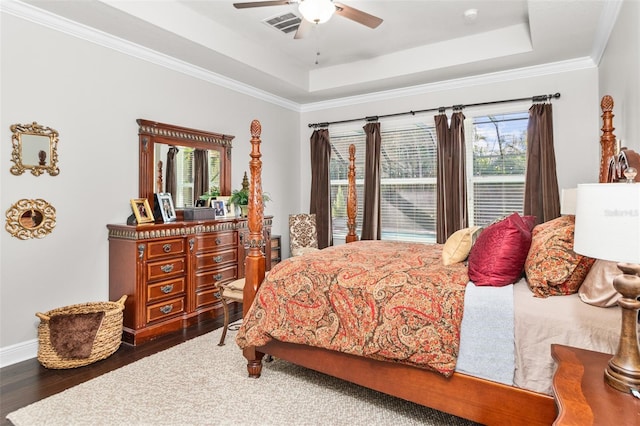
513, 279, 620, 395
456, 278, 621, 396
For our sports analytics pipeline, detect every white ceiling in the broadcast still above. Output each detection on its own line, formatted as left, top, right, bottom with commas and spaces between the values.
17, 0, 619, 105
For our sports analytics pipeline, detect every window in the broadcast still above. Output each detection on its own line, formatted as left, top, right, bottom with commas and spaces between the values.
177, 148, 194, 208
174, 148, 221, 208
329, 107, 529, 243
467, 112, 528, 227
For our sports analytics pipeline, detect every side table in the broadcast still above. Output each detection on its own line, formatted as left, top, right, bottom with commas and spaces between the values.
551, 344, 640, 425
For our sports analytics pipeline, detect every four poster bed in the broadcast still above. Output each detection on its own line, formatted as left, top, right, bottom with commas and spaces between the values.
236, 97, 625, 425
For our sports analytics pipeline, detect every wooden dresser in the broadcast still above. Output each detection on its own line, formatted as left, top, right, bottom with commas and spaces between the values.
108, 216, 273, 345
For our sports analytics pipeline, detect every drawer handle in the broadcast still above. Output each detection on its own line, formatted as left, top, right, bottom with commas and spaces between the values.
161, 264, 174, 273
213, 273, 223, 281
163, 244, 172, 253
160, 284, 174, 294
215, 237, 222, 245
213, 255, 223, 263
160, 304, 173, 314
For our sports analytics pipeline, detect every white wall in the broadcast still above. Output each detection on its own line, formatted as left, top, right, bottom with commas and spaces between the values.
298, 68, 601, 211
599, 0, 640, 151
0, 12, 299, 365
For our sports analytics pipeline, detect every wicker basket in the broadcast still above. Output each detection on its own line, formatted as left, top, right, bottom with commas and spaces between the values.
35, 295, 127, 369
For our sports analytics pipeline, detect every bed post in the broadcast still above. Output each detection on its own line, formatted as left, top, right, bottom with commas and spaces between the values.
599, 95, 616, 183
346, 144, 359, 243
243, 119, 266, 377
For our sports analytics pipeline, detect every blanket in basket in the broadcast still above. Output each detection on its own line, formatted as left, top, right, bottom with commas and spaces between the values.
237, 241, 468, 376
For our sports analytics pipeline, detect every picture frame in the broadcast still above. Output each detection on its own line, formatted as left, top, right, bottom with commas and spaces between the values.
195, 199, 207, 207
130, 198, 154, 225
155, 192, 177, 223
216, 195, 232, 216
211, 199, 227, 218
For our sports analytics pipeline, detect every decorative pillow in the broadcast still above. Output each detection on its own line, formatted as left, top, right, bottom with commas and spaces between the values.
468, 213, 533, 287
525, 215, 595, 297
442, 226, 482, 266
579, 260, 622, 307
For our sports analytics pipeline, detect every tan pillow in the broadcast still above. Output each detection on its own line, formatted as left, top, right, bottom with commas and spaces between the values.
442, 226, 481, 266
579, 259, 622, 307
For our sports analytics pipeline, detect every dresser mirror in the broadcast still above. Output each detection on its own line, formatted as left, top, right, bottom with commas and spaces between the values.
10, 122, 60, 176
137, 119, 234, 213
5, 198, 56, 239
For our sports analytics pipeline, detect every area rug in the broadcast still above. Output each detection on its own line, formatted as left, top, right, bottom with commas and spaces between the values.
7, 324, 479, 426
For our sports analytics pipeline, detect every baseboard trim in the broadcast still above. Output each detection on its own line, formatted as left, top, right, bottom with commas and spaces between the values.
0, 339, 38, 368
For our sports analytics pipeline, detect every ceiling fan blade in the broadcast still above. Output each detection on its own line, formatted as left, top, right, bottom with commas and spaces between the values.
293, 18, 313, 39
334, 2, 383, 29
233, 1, 293, 9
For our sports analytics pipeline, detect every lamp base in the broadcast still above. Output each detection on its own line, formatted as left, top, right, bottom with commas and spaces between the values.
606, 263, 640, 394
605, 360, 640, 393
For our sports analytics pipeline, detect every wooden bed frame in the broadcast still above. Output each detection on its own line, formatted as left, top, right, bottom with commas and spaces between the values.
239, 98, 617, 425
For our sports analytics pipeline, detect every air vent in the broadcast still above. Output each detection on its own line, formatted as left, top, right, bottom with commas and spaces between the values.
263, 12, 301, 34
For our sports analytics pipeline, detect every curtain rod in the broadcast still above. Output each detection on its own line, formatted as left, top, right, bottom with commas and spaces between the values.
308, 92, 561, 129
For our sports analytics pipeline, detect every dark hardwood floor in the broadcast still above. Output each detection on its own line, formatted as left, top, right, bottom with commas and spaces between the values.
0, 309, 242, 426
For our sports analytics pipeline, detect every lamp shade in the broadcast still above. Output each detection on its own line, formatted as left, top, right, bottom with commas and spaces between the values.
299, 0, 335, 24
573, 183, 640, 264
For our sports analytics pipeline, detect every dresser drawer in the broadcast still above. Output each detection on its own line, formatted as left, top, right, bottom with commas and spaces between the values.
147, 277, 185, 303
195, 248, 237, 270
146, 297, 185, 323
197, 232, 237, 251
195, 287, 222, 310
147, 257, 186, 281
146, 238, 185, 260
194, 265, 237, 290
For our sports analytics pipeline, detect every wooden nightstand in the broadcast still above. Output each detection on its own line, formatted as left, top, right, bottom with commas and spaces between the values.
551, 344, 640, 425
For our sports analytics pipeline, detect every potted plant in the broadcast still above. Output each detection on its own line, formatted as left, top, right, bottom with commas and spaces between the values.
230, 172, 271, 217
199, 186, 220, 201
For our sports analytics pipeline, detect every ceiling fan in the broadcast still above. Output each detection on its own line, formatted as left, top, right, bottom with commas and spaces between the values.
233, 0, 383, 39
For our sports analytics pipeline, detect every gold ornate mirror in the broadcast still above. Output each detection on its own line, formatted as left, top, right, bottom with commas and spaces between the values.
5, 199, 56, 239
10, 122, 60, 176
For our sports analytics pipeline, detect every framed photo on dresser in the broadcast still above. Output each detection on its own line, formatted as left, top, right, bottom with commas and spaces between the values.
130, 198, 154, 224
155, 193, 176, 223
211, 199, 227, 218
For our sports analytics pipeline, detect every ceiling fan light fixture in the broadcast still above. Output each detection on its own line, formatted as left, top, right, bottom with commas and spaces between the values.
299, 0, 335, 24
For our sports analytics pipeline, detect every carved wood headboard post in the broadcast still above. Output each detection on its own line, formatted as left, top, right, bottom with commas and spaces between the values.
346, 144, 358, 243
243, 119, 265, 377
599, 95, 616, 183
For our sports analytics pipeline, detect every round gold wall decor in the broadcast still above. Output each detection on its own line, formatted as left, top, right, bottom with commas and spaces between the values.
5, 199, 56, 240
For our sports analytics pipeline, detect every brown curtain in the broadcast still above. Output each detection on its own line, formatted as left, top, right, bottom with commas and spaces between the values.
166, 146, 179, 205
361, 122, 382, 240
435, 111, 468, 243
524, 103, 560, 223
310, 129, 333, 249
194, 149, 209, 202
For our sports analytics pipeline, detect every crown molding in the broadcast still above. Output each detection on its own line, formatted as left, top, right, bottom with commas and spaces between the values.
0, 0, 300, 112
2, 0, 611, 114
300, 57, 597, 112
590, 0, 624, 65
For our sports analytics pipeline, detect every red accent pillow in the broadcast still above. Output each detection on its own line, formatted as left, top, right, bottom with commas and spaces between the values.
521, 215, 538, 231
468, 213, 533, 287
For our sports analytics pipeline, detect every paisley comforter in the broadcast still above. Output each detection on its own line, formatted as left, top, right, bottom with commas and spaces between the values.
236, 241, 469, 376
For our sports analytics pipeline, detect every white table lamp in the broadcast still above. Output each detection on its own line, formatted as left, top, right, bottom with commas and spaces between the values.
573, 181, 640, 394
